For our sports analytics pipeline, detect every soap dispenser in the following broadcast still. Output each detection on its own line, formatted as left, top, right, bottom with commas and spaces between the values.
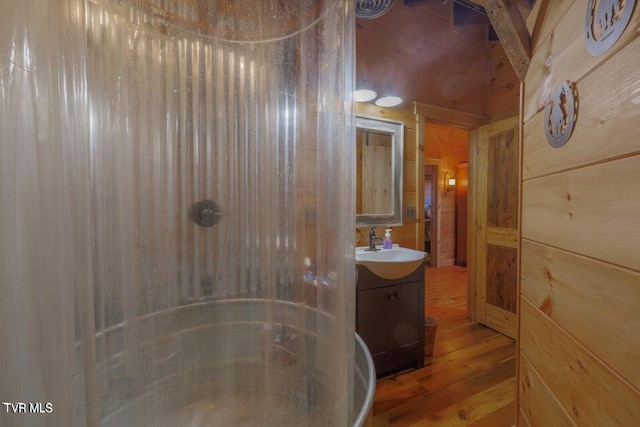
383, 229, 393, 249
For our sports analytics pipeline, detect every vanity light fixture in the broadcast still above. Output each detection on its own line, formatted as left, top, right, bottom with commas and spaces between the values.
375, 82, 403, 107
354, 79, 403, 107
443, 171, 456, 196
355, 76, 377, 103
375, 95, 403, 107
355, 89, 378, 103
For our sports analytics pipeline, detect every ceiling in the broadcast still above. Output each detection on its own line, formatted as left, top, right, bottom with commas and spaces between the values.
355, 0, 534, 116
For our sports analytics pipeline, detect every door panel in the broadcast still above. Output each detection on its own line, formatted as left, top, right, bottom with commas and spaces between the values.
486, 244, 517, 314
388, 282, 422, 350
473, 116, 519, 338
487, 128, 519, 229
357, 286, 390, 357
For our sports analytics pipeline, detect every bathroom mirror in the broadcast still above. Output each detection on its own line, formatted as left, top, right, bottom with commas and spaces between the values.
356, 115, 403, 227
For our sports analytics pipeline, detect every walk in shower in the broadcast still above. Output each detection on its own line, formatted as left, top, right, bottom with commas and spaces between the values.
0, 1, 373, 426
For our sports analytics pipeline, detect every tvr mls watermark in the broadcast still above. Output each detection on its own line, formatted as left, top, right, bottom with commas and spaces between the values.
2, 402, 53, 414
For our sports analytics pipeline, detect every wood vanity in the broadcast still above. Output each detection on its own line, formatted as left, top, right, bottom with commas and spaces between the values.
356, 261, 425, 378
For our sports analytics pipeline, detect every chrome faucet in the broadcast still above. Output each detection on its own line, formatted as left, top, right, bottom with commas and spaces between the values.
366, 228, 384, 251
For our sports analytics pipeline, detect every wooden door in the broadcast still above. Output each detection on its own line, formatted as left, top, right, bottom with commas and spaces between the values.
471, 117, 519, 338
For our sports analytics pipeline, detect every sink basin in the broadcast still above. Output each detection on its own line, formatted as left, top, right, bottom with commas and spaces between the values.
355, 245, 426, 280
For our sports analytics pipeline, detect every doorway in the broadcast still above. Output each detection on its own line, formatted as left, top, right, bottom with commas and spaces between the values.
424, 164, 438, 267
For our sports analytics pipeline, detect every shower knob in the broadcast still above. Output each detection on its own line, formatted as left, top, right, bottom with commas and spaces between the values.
191, 199, 221, 228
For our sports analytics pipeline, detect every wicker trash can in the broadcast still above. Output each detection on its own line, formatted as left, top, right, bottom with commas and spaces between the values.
424, 316, 439, 359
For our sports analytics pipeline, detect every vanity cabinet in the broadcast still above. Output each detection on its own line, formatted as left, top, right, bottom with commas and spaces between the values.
356, 262, 425, 377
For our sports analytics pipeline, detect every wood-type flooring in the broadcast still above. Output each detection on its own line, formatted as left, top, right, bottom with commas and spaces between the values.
370, 265, 516, 427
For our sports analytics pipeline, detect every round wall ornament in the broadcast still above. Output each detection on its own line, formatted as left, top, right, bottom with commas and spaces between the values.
544, 81, 578, 148
585, 0, 636, 56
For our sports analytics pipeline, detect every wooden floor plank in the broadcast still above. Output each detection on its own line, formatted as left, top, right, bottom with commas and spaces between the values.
374, 358, 516, 426
466, 401, 516, 427
371, 266, 516, 426
416, 347, 516, 394
409, 378, 516, 427
379, 334, 514, 386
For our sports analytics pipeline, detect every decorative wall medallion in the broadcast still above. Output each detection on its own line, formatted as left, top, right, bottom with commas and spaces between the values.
544, 82, 578, 148
586, 0, 636, 56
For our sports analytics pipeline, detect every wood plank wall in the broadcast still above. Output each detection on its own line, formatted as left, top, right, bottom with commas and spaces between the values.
488, 42, 519, 121
519, 1, 640, 426
355, 102, 420, 250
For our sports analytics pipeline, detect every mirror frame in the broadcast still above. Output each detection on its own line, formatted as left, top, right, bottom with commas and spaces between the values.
356, 115, 404, 227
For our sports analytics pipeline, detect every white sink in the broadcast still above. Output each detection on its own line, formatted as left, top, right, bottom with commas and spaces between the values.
355, 245, 426, 280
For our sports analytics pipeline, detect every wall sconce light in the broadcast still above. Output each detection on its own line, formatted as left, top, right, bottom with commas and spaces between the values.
444, 171, 456, 196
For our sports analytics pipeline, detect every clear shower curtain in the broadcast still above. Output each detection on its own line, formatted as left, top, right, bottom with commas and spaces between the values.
0, 1, 355, 426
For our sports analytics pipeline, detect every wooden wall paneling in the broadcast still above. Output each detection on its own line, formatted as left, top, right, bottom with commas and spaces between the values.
405, 112, 421, 249
520, 299, 640, 426
520, 2, 640, 422
423, 122, 469, 161
519, 353, 576, 427
439, 170, 457, 266
404, 154, 419, 249
393, 217, 419, 249
415, 103, 490, 129
523, 35, 640, 181
405, 127, 417, 161
525, 0, 573, 56
404, 160, 417, 195
488, 42, 520, 121
443, 165, 458, 266
523, 1, 640, 122
521, 239, 640, 390
486, 115, 520, 135
357, 103, 417, 125
524, 0, 545, 41
521, 155, 640, 272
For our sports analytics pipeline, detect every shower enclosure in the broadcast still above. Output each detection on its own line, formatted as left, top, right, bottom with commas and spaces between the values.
0, 1, 372, 426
